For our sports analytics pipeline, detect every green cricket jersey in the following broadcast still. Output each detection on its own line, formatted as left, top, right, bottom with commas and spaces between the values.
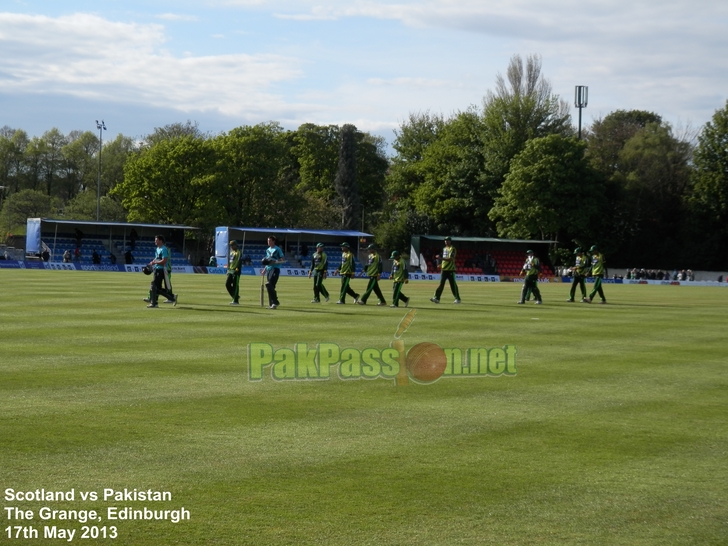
391, 257, 407, 282
228, 249, 241, 273
574, 254, 590, 276
441, 245, 456, 271
591, 253, 605, 276
310, 251, 328, 273
365, 252, 381, 277
339, 250, 355, 276
523, 256, 540, 277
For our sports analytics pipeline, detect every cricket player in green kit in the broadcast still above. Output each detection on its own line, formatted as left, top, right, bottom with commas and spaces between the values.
567, 247, 590, 302
357, 244, 387, 306
389, 250, 410, 308
518, 249, 542, 305
430, 236, 461, 304
226, 240, 242, 305
308, 243, 329, 303
334, 242, 360, 304
587, 245, 607, 303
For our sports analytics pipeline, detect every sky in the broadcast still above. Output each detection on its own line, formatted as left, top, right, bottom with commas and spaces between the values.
1, 0, 726, 150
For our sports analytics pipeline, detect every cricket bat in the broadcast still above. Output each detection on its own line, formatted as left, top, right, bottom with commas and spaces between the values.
260, 272, 265, 307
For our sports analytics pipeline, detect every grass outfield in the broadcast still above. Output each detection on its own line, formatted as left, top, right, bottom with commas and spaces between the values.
1, 270, 726, 545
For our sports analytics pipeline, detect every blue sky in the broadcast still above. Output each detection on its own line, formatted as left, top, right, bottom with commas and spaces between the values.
1, 0, 726, 149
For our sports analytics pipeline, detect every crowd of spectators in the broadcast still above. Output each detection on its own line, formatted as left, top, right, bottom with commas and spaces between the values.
626, 268, 694, 281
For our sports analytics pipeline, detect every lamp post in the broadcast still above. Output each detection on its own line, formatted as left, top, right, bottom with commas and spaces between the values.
95, 120, 106, 221
574, 86, 588, 139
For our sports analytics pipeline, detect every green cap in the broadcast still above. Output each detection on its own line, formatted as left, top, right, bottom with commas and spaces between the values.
589, 245, 598, 252
390, 250, 400, 258
574, 247, 582, 254
340, 242, 350, 248
444, 236, 452, 241
316, 243, 324, 248
367, 244, 376, 250
526, 249, 534, 254
229, 240, 237, 247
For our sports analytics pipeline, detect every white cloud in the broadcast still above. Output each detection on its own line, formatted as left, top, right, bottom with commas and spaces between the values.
0, 12, 303, 117
155, 13, 198, 22
1, 2, 726, 138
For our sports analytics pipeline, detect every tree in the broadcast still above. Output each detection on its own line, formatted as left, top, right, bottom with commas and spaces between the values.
60, 131, 99, 200
481, 54, 572, 197
112, 135, 219, 229
353, 131, 388, 232
410, 108, 489, 234
686, 100, 728, 269
143, 120, 209, 147
4, 129, 29, 193
0, 189, 54, 233
334, 124, 359, 230
39, 128, 67, 197
100, 133, 135, 195
380, 56, 571, 246
586, 110, 662, 175
213, 122, 301, 229
289, 124, 341, 228
377, 112, 444, 249
63, 191, 127, 222
489, 135, 604, 244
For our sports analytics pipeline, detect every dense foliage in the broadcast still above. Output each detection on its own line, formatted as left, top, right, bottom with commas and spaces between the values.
2, 63, 727, 270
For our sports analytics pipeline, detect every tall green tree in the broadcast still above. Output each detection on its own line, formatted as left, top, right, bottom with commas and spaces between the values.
686, 100, 728, 269
377, 112, 444, 249
39, 128, 67, 197
489, 135, 604, 243
213, 122, 301, 228
481, 54, 572, 196
100, 134, 135, 195
143, 120, 209, 147
586, 110, 662, 175
6, 129, 29, 193
586, 111, 692, 266
289, 124, 340, 228
62, 190, 127, 222
334, 124, 359, 230
60, 131, 99, 200
353, 131, 388, 232
0, 189, 54, 233
288, 123, 388, 230
410, 108, 489, 234
112, 135, 219, 229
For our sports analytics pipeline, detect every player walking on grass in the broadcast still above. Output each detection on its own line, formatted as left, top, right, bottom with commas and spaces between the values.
263, 236, 284, 309
147, 235, 177, 308
518, 249, 542, 305
389, 250, 410, 308
587, 245, 607, 304
226, 240, 242, 305
357, 244, 387, 306
431, 236, 461, 304
567, 247, 590, 302
144, 243, 174, 304
334, 242, 359, 304
308, 243, 329, 303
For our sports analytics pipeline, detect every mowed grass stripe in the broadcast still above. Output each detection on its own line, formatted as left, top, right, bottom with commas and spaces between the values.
1, 270, 727, 545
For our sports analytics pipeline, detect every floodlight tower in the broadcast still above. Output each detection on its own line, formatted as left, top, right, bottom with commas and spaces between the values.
575, 86, 588, 139
95, 120, 107, 221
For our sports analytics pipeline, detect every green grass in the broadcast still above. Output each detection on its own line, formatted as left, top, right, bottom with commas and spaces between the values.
1, 270, 727, 545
